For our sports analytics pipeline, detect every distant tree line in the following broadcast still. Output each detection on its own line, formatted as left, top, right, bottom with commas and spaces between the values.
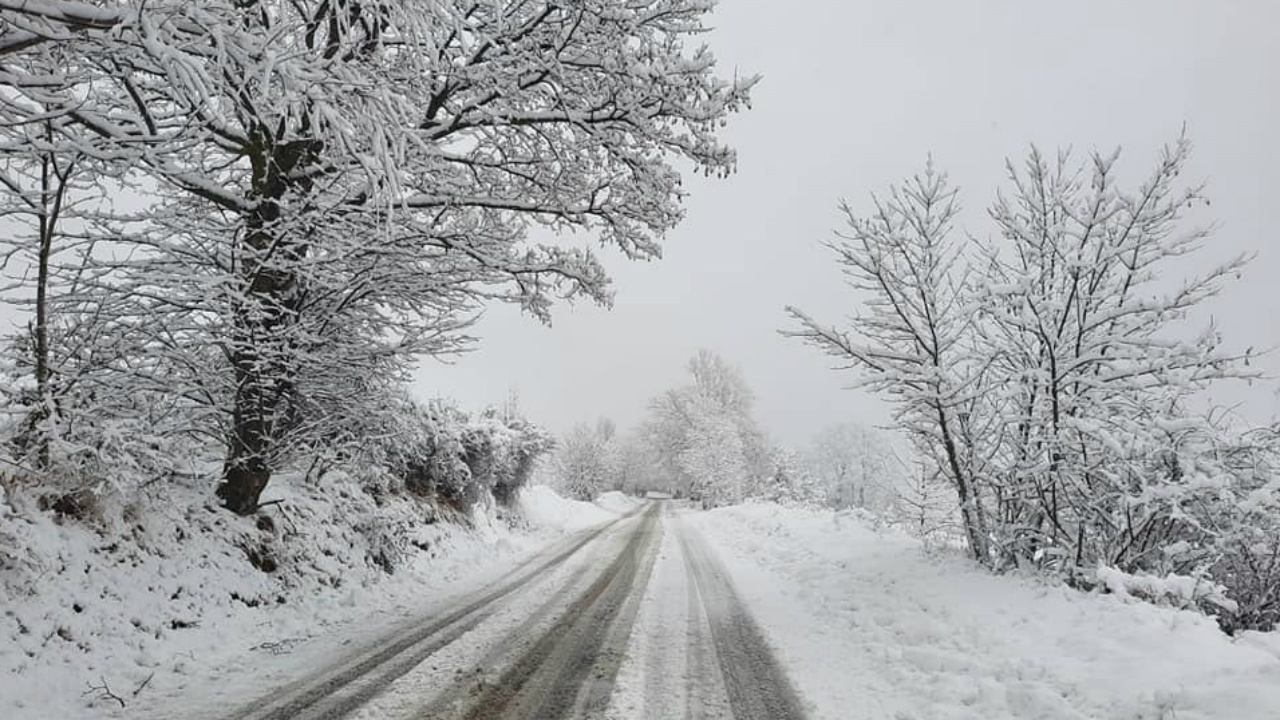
549, 349, 915, 515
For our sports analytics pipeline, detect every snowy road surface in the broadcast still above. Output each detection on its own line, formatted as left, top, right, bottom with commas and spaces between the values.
221, 501, 806, 720
134, 497, 1280, 720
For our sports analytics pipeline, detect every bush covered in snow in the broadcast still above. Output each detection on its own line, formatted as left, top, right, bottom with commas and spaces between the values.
347, 396, 552, 515
550, 420, 619, 501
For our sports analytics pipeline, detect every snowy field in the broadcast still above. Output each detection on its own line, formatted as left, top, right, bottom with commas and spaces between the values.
0, 482, 634, 720
691, 502, 1280, 720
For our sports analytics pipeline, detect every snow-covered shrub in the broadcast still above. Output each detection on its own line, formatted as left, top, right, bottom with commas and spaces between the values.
0, 336, 201, 505
381, 399, 472, 503
0, 481, 31, 577
361, 398, 551, 514
753, 448, 822, 507
490, 416, 552, 507
1212, 529, 1280, 633
552, 421, 616, 501
1055, 422, 1280, 632
1194, 428, 1280, 633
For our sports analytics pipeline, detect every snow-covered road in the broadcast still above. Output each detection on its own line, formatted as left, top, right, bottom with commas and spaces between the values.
123, 496, 1280, 720
212, 501, 805, 720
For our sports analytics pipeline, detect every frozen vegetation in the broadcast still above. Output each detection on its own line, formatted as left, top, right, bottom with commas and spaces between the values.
0, 1, 1276, 718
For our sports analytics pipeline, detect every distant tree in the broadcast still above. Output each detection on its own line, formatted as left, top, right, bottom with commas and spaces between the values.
755, 446, 821, 505
645, 350, 768, 506
552, 419, 617, 501
610, 429, 665, 495
807, 422, 902, 512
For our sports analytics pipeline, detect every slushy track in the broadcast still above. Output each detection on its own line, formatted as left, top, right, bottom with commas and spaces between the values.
450, 503, 661, 720
221, 502, 807, 720
676, 519, 808, 720
226, 510, 635, 720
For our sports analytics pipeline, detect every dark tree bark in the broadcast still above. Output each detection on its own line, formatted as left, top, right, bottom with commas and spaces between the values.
216, 132, 320, 515
27, 122, 76, 470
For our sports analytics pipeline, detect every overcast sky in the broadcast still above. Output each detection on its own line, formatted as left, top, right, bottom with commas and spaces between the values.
415, 0, 1280, 445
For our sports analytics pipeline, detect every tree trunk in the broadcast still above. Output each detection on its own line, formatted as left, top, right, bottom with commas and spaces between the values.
31, 126, 73, 470
33, 154, 53, 470
935, 399, 990, 564
216, 201, 290, 515
215, 134, 319, 515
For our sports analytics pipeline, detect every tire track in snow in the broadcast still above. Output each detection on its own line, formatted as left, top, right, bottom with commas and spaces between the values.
413, 539, 612, 718
450, 502, 661, 720
683, 541, 733, 720
224, 511, 635, 720
603, 501, 731, 720
676, 517, 808, 720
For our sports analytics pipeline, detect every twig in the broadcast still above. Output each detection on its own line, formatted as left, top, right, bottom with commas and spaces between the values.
82, 676, 125, 708
251, 637, 305, 655
132, 671, 155, 697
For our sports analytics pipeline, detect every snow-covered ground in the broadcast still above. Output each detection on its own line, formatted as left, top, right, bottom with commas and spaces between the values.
519, 486, 637, 531
13, 490, 1274, 720
690, 502, 1280, 720
0, 481, 631, 720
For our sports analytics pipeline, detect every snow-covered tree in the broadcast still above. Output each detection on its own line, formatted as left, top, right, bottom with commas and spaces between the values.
753, 446, 820, 505
788, 138, 1261, 582
645, 350, 768, 506
784, 164, 994, 561
973, 138, 1252, 572
807, 422, 903, 512
0, 0, 756, 514
609, 429, 665, 496
895, 464, 962, 547
552, 419, 617, 502
0, 121, 95, 471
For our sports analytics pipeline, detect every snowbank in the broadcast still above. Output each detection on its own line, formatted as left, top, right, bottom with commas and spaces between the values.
595, 490, 643, 515
0, 478, 585, 720
690, 502, 1280, 720
516, 485, 638, 532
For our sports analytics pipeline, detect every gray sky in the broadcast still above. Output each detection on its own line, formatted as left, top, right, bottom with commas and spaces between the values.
414, 0, 1280, 445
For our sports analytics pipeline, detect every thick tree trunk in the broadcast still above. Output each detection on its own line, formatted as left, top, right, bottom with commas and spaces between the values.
219, 447, 272, 515
215, 134, 319, 515
216, 203, 289, 515
217, 321, 283, 514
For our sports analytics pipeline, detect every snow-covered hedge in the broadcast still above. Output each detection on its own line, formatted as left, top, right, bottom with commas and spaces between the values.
360, 398, 552, 514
